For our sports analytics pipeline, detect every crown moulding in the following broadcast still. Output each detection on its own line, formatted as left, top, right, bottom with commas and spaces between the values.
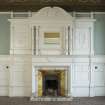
0, 0, 103, 5
3, 0, 105, 3
0, 0, 105, 11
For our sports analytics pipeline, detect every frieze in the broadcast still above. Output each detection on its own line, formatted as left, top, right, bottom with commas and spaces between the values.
0, 0, 105, 11
3, 0, 104, 3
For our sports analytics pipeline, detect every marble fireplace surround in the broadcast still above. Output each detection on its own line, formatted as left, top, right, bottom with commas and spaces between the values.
31, 65, 72, 101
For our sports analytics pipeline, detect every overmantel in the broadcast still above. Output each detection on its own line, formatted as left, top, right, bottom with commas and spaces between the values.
8, 7, 95, 56
8, 19, 72, 26
29, 7, 73, 23
8, 7, 74, 25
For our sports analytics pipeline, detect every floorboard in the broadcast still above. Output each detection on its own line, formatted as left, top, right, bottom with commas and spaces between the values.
0, 97, 105, 105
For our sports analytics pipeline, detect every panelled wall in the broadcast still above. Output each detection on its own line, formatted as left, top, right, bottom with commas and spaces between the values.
94, 14, 105, 55
0, 12, 105, 97
72, 57, 105, 97
0, 56, 10, 96
0, 56, 105, 97
0, 13, 105, 55
0, 14, 10, 54
9, 55, 32, 97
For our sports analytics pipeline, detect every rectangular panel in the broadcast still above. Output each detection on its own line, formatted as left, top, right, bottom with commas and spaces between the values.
0, 87, 8, 96
75, 72, 89, 81
38, 26, 64, 55
73, 27, 90, 55
95, 87, 105, 96
13, 72, 24, 83
72, 87, 89, 97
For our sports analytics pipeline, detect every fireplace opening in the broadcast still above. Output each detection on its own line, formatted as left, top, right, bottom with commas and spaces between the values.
43, 75, 60, 96
46, 80, 58, 90
38, 70, 65, 97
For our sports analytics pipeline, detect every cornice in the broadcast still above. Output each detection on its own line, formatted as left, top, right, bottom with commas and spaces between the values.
0, 0, 105, 11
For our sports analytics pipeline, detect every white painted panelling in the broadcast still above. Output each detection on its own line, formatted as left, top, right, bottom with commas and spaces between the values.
12, 55, 32, 63
0, 61, 9, 96
0, 71, 8, 79
0, 87, 8, 96
72, 63, 89, 84
72, 63, 90, 97
13, 72, 24, 83
72, 87, 89, 97
73, 28, 90, 55
13, 24, 29, 48
94, 72, 105, 86
10, 71, 31, 86
9, 86, 31, 97
9, 21, 32, 54
0, 81, 8, 86
0, 55, 105, 97
10, 63, 32, 84
93, 63, 105, 86
76, 72, 89, 81
95, 87, 105, 96
91, 63, 105, 96
12, 65, 25, 72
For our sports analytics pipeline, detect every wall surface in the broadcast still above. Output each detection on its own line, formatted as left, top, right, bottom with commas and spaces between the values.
0, 13, 105, 55
94, 14, 105, 55
0, 56, 10, 96
0, 14, 10, 55
0, 56, 105, 97
0, 12, 105, 98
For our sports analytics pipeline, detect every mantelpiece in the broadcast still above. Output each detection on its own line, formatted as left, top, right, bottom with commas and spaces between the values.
31, 65, 72, 101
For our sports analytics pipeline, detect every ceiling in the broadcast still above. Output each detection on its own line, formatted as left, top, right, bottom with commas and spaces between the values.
0, 0, 105, 12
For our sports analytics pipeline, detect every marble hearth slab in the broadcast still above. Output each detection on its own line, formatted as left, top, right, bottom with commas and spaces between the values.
30, 96, 73, 101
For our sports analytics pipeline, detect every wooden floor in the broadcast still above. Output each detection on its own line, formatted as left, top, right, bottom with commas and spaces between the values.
0, 97, 105, 105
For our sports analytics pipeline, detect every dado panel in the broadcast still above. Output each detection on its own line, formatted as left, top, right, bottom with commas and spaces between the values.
72, 63, 90, 96
92, 63, 105, 96
0, 56, 10, 96
9, 62, 32, 96
0, 56, 105, 97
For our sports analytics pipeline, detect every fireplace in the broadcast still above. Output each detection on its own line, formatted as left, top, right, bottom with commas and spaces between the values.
38, 70, 65, 97
31, 66, 72, 101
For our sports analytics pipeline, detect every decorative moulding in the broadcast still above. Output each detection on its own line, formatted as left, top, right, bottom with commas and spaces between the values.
29, 7, 73, 23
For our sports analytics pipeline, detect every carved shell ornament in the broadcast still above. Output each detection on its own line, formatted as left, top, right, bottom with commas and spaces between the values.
29, 7, 73, 22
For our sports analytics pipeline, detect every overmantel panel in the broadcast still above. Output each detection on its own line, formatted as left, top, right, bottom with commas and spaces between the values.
29, 7, 73, 56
